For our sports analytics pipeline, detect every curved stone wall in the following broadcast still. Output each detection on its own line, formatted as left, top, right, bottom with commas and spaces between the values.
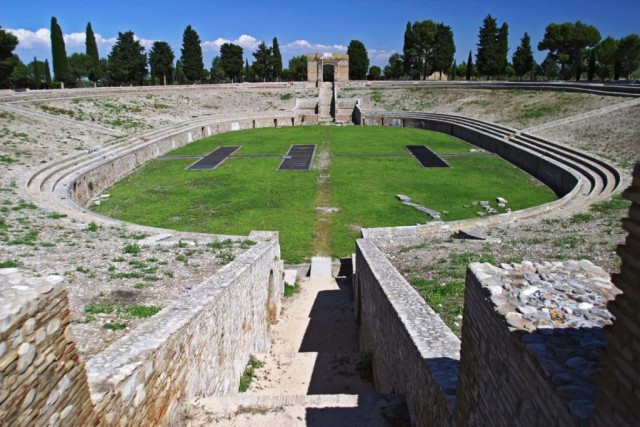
355, 108, 621, 238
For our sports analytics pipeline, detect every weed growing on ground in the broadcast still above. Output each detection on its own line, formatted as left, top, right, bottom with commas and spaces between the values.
123, 243, 141, 255
239, 357, 264, 392
284, 281, 301, 297
0, 259, 21, 268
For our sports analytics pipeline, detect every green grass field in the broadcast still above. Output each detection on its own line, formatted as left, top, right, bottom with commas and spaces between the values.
93, 126, 556, 263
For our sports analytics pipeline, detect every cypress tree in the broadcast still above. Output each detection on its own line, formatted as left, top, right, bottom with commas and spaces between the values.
149, 41, 175, 85
347, 40, 369, 80
32, 57, 41, 89
497, 23, 509, 77
466, 50, 473, 80
512, 32, 534, 80
180, 25, 204, 83
86, 22, 100, 85
450, 60, 457, 80
44, 59, 52, 88
50, 17, 69, 86
476, 15, 502, 79
272, 37, 282, 81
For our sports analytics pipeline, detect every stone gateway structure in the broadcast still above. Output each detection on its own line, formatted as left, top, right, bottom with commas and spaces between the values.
307, 53, 349, 84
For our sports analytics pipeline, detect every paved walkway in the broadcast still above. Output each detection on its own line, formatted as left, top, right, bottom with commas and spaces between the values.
186, 258, 409, 426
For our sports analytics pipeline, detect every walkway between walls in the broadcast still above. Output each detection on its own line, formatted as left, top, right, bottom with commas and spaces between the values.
186, 257, 409, 426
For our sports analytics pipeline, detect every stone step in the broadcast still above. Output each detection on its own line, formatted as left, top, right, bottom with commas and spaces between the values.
310, 256, 332, 277
187, 393, 409, 426
247, 352, 374, 396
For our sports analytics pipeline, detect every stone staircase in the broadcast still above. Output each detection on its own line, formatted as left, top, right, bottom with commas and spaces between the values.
318, 83, 334, 122
185, 258, 409, 426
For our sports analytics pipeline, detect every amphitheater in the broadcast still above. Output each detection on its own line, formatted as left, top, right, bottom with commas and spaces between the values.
0, 69, 639, 426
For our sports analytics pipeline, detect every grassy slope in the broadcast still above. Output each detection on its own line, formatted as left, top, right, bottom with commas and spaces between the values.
94, 126, 556, 262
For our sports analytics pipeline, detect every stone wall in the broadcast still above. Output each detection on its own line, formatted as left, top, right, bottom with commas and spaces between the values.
1, 238, 283, 425
355, 240, 460, 426
307, 53, 349, 84
86, 239, 282, 425
594, 161, 640, 425
0, 270, 93, 425
68, 114, 294, 208
355, 239, 623, 426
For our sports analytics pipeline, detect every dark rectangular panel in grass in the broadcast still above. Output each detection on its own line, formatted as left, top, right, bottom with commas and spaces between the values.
405, 145, 450, 168
187, 146, 240, 170
278, 144, 316, 171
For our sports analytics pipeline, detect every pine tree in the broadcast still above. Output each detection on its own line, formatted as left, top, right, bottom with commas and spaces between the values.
272, 37, 282, 81
287, 55, 307, 81
50, 17, 69, 86
383, 53, 404, 80
252, 42, 273, 82
180, 25, 203, 83
0, 26, 19, 88
220, 43, 244, 83
476, 15, 510, 79
107, 31, 147, 86
466, 50, 473, 80
85, 22, 100, 85
538, 21, 600, 81
347, 40, 369, 80
44, 59, 52, 88
209, 56, 226, 83
512, 32, 534, 80
432, 23, 455, 77
149, 41, 175, 85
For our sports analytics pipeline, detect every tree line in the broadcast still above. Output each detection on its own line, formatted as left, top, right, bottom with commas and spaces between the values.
1, 15, 638, 88
387, 15, 639, 82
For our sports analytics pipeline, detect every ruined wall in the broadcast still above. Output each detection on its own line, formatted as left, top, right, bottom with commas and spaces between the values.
86, 239, 282, 425
355, 242, 621, 426
0, 239, 282, 425
0, 271, 94, 425
594, 161, 640, 425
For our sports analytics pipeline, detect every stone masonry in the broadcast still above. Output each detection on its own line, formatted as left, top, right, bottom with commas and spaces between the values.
0, 237, 282, 426
594, 161, 640, 425
354, 162, 640, 426
0, 270, 93, 425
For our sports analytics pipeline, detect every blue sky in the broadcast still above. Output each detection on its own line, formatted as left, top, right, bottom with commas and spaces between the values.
2, 0, 639, 69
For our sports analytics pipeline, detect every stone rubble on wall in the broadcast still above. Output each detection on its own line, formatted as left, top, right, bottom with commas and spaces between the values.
469, 260, 620, 422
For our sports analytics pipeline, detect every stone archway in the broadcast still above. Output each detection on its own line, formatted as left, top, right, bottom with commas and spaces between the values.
307, 53, 349, 85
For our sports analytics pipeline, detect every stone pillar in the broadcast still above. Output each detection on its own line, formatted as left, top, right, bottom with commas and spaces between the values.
594, 161, 640, 426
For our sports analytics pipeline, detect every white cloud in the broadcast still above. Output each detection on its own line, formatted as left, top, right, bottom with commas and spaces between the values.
63, 31, 86, 47
202, 34, 262, 52
7, 28, 51, 49
133, 35, 155, 50
369, 48, 394, 64
8, 27, 152, 55
282, 40, 347, 54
